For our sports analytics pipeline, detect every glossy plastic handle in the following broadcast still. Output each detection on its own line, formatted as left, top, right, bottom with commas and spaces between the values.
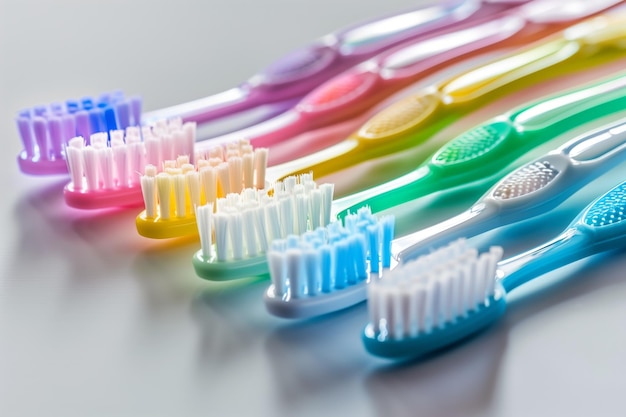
500, 179, 626, 291
332, 71, 626, 219
391, 117, 626, 262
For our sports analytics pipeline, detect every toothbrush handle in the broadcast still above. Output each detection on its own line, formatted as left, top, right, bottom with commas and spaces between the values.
500, 226, 603, 292
332, 167, 442, 218
148, 0, 511, 126
393, 201, 502, 262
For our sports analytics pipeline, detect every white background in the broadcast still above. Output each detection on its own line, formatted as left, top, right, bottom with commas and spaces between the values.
1, 1, 626, 416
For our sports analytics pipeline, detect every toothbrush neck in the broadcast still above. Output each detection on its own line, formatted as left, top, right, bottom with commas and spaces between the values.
499, 227, 590, 292
393, 201, 499, 262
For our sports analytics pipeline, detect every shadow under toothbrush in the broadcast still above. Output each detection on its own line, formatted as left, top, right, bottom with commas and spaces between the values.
262, 303, 373, 408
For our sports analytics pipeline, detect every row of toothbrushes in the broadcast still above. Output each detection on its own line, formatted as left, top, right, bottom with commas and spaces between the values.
18, 0, 626, 217
11, 0, 626, 363
16, 0, 625, 178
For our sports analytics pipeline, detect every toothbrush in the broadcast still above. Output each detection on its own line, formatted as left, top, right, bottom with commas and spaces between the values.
263, 208, 396, 319
17, 0, 526, 176
192, 198, 397, 318
63, 118, 267, 211
388, 116, 626, 262
260, 77, 626, 319
16, 92, 142, 175
363, 175, 626, 360
63, 118, 198, 210
192, 174, 338, 281
265, 11, 626, 187
206, 0, 624, 166
333, 71, 626, 224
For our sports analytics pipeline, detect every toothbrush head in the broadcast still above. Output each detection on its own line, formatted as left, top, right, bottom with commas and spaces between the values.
264, 207, 395, 319
357, 92, 440, 140
63, 118, 195, 210
192, 176, 335, 281
16, 92, 142, 176
362, 239, 505, 360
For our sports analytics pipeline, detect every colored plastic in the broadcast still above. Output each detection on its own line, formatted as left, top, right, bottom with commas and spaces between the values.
389, 117, 626, 262
266, 11, 626, 186
204, 0, 622, 164
18, 0, 528, 176
333, 71, 626, 221
363, 179, 626, 359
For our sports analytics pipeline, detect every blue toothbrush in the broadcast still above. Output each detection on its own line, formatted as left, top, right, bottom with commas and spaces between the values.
363, 179, 626, 359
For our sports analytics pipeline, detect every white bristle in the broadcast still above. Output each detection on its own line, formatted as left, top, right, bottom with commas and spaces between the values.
254, 148, 268, 189
82, 146, 99, 191
66, 137, 85, 190
99, 146, 115, 189
228, 157, 243, 194
243, 153, 254, 189
214, 212, 229, 262
319, 183, 334, 226
163, 160, 177, 170
141, 165, 158, 218
242, 207, 258, 258
294, 194, 309, 235
199, 166, 217, 206
268, 251, 286, 296
266, 208, 394, 299
217, 162, 230, 196
208, 146, 223, 160
196, 204, 214, 259
181, 163, 194, 175
172, 130, 186, 160
113, 143, 128, 187
196, 175, 336, 266
127, 138, 144, 185
264, 202, 283, 241
183, 122, 196, 164
186, 171, 201, 208
156, 173, 171, 220
173, 174, 187, 218
162, 133, 174, 161
278, 197, 295, 237
368, 239, 503, 340
228, 211, 244, 260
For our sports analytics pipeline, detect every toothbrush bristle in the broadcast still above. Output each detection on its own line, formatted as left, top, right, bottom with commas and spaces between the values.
434, 125, 505, 165
583, 181, 626, 226
268, 207, 395, 299
66, 118, 194, 194
367, 239, 502, 340
492, 161, 559, 200
195, 175, 334, 263
141, 140, 269, 221
17, 92, 142, 163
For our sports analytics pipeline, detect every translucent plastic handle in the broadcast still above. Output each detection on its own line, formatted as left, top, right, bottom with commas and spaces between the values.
501, 180, 626, 291
337, 0, 482, 54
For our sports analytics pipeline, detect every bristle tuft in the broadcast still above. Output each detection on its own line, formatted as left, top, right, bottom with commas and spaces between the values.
268, 207, 395, 299
367, 239, 503, 340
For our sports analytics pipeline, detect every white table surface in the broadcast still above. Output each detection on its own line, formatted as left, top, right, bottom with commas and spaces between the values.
1, 1, 625, 416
